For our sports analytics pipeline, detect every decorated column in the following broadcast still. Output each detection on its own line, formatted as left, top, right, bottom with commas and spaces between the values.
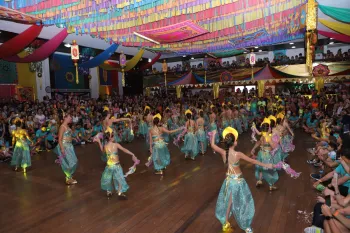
249, 50, 256, 80
203, 55, 208, 84
306, 0, 318, 74
120, 51, 126, 87
162, 59, 168, 93
70, 40, 79, 84
313, 64, 329, 94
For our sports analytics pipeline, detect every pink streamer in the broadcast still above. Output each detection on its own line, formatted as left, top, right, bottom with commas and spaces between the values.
4, 29, 68, 63
274, 161, 301, 178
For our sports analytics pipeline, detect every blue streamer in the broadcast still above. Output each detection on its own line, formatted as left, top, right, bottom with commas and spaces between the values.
193, 73, 214, 84
79, 43, 119, 69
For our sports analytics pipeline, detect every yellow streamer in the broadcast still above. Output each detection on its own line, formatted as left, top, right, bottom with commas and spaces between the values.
125, 49, 145, 71
213, 83, 220, 99
319, 19, 350, 36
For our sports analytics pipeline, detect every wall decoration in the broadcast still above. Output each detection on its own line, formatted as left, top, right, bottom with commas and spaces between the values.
16, 86, 34, 101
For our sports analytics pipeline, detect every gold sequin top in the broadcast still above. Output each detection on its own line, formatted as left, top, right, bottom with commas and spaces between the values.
12, 128, 31, 146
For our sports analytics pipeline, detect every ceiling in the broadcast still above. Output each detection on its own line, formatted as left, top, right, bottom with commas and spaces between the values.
0, 20, 158, 60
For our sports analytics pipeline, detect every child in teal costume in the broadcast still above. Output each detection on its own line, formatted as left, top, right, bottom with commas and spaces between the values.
181, 110, 199, 160
96, 127, 138, 198
210, 128, 273, 233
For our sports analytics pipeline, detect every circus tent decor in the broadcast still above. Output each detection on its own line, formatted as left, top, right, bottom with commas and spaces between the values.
0, 24, 43, 59
119, 51, 126, 87
3, 29, 68, 63
71, 40, 79, 84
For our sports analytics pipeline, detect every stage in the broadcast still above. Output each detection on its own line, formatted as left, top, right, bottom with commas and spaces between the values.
0, 131, 316, 233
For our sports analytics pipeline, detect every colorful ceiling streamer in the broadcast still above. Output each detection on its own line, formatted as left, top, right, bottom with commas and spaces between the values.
0, 5, 41, 24
3, 29, 68, 63
319, 19, 350, 36
319, 4, 350, 23
0, 24, 43, 59
0, 0, 307, 55
134, 20, 208, 44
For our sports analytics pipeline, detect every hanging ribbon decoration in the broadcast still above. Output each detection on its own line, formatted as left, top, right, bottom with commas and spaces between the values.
145, 87, 151, 97
0, 24, 43, 59
203, 55, 208, 84
257, 80, 265, 97
162, 59, 168, 93
71, 40, 80, 84
213, 83, 220, 99
176, 85, 181, 99
120, 51, 126, 87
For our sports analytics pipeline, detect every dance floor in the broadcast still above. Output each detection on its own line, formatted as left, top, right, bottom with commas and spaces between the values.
0, 131, 317, 233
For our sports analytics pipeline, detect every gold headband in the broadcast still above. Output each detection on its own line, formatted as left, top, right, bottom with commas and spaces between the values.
153, 113, 162, 121
268, 115, 277, 123
210, 104, 215, 109
276, 113, 285, 120
144, 106, 150, 112
125, 113, 131, 117
185, 109, 192, 115
13, 117, 22, 124
261, 118, 271, 126
222, 127, 238, 140
103, 106, 109, 112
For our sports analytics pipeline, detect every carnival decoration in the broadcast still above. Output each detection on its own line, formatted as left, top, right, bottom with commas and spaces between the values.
119, 51, 126, 87
70, 40, 79, 84
213, 83, 220, 99
2, 0, 308, 55
162, 59, 168, 93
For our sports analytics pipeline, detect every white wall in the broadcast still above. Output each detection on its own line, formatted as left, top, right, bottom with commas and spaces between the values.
35, 58, 51, 101
89, 67, 99, 98
325, 44, 350, 54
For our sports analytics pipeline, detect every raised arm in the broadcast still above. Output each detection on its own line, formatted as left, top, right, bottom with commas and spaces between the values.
250, 139, 261, 156
161, 126, 182, 135
237, 152, 272, 169
209, 131, 226, 162
117, 143, 135, 158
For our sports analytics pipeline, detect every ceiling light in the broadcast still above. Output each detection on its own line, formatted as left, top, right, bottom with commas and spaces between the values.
243, 52, 247, 54
191, 57, 194, 60
329, 42, 334, 45
330, 38, 333, 40
64, 43, 71, 48
148, 58, 152, 62
258, 50, 262, 52
183, 55, 186, 57
292, 46, 296, 48
289, 42, 294, 45
254, 46, 258, 48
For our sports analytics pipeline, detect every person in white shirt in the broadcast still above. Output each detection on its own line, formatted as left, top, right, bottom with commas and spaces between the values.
34, 109, 46, 125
